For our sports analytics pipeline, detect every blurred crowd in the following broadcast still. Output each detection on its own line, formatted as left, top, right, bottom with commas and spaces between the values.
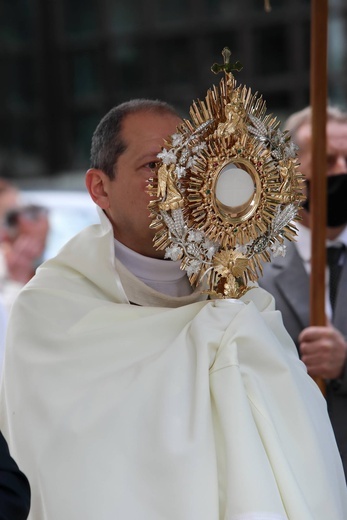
0, 179, 50, 372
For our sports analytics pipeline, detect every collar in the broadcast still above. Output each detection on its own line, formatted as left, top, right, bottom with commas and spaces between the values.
113, 238, 193, 297
114, 238, 188, 283
296, 222, 347, 262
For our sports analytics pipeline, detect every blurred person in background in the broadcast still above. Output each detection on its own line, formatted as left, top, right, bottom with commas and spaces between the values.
259, 105, 347, 480
0, 182, 32, 517
0, 179, 49, 315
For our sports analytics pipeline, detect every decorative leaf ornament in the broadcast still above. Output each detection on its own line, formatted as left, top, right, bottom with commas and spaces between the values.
148, 48, 305, 299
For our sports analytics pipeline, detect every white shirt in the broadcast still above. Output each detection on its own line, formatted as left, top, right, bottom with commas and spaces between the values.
114, 238, 193, 297
295, 222, 347, 319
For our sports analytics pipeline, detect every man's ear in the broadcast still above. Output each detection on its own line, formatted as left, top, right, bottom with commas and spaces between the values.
85, 169, 111, 210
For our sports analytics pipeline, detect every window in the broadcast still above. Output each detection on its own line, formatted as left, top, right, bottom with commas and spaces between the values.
0, 1, 345, 181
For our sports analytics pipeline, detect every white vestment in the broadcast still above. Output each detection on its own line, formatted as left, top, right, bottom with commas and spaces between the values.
1, 210, 346, 520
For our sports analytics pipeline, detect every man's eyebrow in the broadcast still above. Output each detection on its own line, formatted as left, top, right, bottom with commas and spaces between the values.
137, 152, 161, 163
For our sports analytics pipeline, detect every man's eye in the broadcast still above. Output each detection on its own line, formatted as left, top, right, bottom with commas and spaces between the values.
147, 161, 157, 170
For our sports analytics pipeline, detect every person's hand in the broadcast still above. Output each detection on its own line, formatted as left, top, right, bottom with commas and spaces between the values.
299, 325, 347, 379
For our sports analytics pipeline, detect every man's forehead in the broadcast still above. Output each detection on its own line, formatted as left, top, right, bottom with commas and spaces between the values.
122, 110, 180, 128
121, 111, 180, 149
326, 121, 347, 140
294, 124, 312, 158
298, 121, 347, 145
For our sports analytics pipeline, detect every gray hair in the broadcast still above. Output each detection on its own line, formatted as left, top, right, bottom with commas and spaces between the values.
284, 105, 347, 145
90, 99, 179, 179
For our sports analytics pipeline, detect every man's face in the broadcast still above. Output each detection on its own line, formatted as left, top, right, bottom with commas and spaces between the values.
102, 110, 181, 258
296, 120, 347, 235
296, 120, 347, 180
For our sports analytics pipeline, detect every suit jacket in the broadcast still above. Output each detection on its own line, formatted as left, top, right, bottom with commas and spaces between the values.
0, 431, 30, 520
259, 241, 347, 479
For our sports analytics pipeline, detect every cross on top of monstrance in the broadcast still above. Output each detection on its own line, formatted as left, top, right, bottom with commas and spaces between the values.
211, 47, 243, 75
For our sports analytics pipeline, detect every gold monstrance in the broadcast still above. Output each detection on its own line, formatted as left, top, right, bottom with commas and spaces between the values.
148, 48, 304, 299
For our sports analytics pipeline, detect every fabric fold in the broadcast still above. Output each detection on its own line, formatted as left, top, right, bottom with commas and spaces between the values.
0, 215, 346, 519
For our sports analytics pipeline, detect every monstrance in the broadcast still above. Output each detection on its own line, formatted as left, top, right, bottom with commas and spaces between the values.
148, 48, 305, 299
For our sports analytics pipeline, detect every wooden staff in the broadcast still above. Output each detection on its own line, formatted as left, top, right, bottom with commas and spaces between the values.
310, 0, 328, 395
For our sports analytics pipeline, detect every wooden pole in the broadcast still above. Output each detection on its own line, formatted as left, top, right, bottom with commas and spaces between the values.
310, 0, 328, 395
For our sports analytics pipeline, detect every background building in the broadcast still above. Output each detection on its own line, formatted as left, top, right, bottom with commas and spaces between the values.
0, 0, 346, 185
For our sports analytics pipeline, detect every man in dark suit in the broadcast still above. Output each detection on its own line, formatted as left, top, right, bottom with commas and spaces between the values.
0, 431, 30, 519
260, 105, 347, 480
